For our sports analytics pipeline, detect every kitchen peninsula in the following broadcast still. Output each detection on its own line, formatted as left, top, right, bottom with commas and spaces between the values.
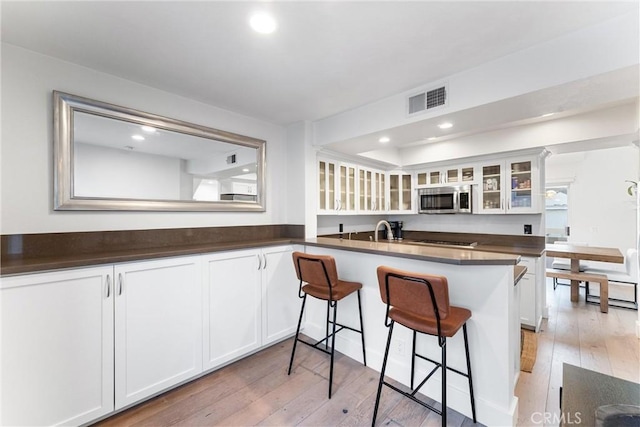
301, 237, 523, 426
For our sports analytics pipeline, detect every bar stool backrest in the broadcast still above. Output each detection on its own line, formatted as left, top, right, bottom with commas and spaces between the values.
292, 252, 339, 288
377, 266, 451, 322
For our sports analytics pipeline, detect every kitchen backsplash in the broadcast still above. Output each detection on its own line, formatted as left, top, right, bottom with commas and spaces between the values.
317, 213, 543, 236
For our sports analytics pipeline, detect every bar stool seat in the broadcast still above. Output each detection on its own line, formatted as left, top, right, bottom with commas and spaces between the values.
372, 266, 476, 427
288, 251, 367, 399
389, 305, 471, 337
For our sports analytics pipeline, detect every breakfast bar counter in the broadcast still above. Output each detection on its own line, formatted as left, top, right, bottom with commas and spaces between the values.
299, 239, 523, 426
303, 237, 522, 265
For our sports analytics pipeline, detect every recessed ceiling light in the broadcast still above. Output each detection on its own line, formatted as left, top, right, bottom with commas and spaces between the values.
541, 113, 555, 118
427, 137, 437, 141
250, 12, 277, 34
242, 168, 250, 173
141, 125, 157, 133
131, 134, 145, 141
438, 122, 453, 129
378, 136, 390, 143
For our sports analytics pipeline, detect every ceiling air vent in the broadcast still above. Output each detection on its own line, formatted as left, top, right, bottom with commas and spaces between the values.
408, 84, 447, 115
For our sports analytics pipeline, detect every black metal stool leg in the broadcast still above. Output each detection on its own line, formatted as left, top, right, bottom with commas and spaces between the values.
372, 321, 394, 427
411, 330, 417, 390
357, 290, 367, 366
325, 300, 331, 350
288, 294, 307, 375
328, 301, 338, 399
441, 339, 447, 427
463, 324, 477, 423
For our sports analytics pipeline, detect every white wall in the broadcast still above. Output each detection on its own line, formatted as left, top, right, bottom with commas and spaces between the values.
1, 44, 289, 234
546, 146, 639, 253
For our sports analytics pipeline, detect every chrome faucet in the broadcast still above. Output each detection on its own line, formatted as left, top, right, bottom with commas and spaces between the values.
348, 230, 358, 240
375, 220, 394, 242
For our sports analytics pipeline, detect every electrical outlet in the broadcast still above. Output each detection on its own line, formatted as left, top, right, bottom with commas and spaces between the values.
395, 338, 406, 356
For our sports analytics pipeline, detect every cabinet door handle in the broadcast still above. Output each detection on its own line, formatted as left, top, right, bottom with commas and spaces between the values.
105, 274, 111, 298
118, 273, 123, 296
263, 254, 267, 269
257, 254, 262, 270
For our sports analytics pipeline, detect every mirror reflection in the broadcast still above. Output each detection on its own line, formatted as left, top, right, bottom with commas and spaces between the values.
54, 91, 266, 211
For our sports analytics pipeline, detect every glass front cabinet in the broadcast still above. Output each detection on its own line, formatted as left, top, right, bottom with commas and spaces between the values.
388, 172, 413, 213
477, 156, 540, 214
358, 167, 386, 212
318, 159, 357, 214
417, 166, 475, 186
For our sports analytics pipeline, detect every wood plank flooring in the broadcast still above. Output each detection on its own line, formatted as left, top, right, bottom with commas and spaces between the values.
95, 279, 639, 427
515, 279, 639, 426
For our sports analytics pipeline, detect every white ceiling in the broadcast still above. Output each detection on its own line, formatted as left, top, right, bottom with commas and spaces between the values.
2, 0, 638, 129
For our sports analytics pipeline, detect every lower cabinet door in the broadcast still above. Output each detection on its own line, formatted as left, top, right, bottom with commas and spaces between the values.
202, 249, 262, 370
114, 256, 202, 409
1, 266, 114, 426
262, 245, 300, 345
519, 274, 536, 327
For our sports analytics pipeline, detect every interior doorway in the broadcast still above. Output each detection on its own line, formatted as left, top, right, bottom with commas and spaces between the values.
545, 184, 569, 244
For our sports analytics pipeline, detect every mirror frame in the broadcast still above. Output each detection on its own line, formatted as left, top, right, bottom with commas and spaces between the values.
53, 91, 266, 211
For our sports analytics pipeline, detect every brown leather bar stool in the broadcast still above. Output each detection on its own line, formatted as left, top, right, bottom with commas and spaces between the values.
287, 251, 367, 398
372, 266, 476, 426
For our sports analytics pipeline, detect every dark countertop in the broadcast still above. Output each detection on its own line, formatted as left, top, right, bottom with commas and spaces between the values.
1, 228, 543, 276
322, 230, 545, 258
561, 363, 640, 426
1, 239, 297, 276
304, 237, 521, 266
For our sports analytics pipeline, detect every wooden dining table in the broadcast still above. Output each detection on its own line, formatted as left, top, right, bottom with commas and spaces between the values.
545, 243, 624, 304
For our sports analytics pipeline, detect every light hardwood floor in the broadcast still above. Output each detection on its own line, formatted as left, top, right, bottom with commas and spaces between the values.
95, 279, 639, 427
515, 279, 639, 426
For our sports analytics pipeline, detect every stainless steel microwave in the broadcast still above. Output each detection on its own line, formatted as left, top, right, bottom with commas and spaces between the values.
418, 185, 472, 214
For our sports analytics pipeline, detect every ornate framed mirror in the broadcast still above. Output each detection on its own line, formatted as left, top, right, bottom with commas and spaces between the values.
53, 91, 266, 211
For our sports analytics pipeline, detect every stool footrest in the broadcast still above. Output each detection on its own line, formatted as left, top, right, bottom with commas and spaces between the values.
296, 337, 333, 356
415, 353, 471, 379
383, 381, 443, 416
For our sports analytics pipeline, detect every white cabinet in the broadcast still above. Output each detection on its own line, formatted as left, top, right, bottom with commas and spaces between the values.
202, 249, 262, 369
1, 246, 298, 426
477, 156, 541, 214
1, 266, 114, 426
114, 256, 202, 409
387, 171, 414, 213
518, 256, 544, 331
1, 256, 203, 425
202, 245, 298, 370
358, 166, 386, 212
417, 165, 475, 186
262, 246, 300, 345
318, 159, 357, 214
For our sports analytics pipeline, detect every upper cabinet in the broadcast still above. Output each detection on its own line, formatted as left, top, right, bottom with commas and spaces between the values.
476, 155, 541, 214
417, 165, 475, 186
318, 159, 357, 214
358, 166, 386, 213
388, 172, 414, 213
